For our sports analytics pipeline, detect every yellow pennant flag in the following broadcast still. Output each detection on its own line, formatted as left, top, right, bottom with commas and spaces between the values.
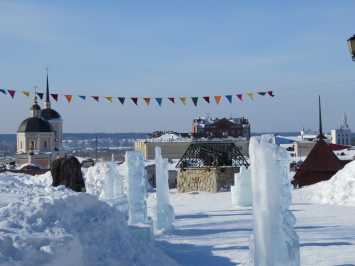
179, 97, 186, 105
143, 98, 150, 106
214, 96, 221, 105
65, 95, 72, 103
22, 91, 30, 98
105, 97, 112, 103
247, 93, 254, 100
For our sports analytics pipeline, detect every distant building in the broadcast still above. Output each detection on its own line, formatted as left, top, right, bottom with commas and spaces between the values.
135, 131, 249, 159
331, 114, 351, 146
15, 72, 65, 168
192, 116, 250, 140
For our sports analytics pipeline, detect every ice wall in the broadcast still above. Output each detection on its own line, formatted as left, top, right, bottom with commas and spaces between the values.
126, 151, 148, 225
104, 154, 129, 220
231, 165, 252, 207
151, 147, 175, 231
249, 134, 300, 266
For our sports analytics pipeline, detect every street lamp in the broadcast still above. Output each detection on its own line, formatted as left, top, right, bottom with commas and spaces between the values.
347, 35, 355, 61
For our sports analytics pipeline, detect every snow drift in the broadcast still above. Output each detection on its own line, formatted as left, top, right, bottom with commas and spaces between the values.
0, 170, 179, 266
293, 160, 355, 206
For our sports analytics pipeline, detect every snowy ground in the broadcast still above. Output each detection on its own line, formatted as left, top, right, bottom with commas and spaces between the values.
0, 161, 354, 265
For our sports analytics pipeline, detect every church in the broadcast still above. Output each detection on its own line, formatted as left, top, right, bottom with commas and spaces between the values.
15, 72, 65, 169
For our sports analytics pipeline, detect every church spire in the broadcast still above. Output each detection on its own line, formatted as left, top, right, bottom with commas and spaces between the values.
44, 68, 51, 109
317, 95, 326, 140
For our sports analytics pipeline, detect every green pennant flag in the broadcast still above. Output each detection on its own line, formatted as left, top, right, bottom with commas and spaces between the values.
37, 93, 44, 100
191, 97, 198, 106
118, 97, 125, 105
258, 92, 266, 96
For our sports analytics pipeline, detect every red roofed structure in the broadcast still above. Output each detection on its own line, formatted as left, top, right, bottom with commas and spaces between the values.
293, 138, 344, 187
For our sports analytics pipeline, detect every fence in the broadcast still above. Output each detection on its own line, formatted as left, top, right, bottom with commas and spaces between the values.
0, 169, 50, 176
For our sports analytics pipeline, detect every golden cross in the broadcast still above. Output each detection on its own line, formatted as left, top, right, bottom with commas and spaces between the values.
45, 67, 49, 76
33, 86, 38, 101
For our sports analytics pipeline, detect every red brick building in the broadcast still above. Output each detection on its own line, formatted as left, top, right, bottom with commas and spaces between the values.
192, 117, 250, 140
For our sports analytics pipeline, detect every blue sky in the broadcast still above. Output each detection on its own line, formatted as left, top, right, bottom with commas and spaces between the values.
1, 0, 355, 134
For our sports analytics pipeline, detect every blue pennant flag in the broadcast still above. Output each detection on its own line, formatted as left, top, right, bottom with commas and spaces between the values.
0, 89, 6, 95
225, 95, 232, 103
155, 98, 162, 106
79, 95, 86, 100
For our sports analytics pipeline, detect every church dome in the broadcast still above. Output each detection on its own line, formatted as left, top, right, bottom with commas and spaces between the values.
41, 109, 61, 120
17, 117, 55, 133
30, 104, 41, 111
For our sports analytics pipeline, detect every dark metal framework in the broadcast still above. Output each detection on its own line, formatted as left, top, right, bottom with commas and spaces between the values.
176, 142, 249, 169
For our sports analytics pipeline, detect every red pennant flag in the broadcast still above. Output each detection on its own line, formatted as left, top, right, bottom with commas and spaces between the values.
131, 98, 138, 105
8, 90, 15, 98
268, 91, 275, 97
203, 97, 210, 104
51, 94, 58, 102
237, 94, 243, 101
92, 96, 99, 102
168, 98, 175, 104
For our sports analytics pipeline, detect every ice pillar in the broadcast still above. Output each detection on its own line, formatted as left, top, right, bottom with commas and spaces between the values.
249, 134, 300, 266
126, 151, 148, 225
104, 154, 129, 220
231, 165, 252, 207
151, 147, 175, 231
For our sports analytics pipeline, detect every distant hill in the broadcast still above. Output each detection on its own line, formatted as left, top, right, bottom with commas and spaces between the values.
251, 132, 300, 137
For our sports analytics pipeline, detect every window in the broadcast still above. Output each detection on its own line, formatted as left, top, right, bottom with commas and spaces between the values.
232, 130, 235, 134
238, 146, 243, 150
346, 134, 348, 136
20, 141, 23, 149
219, 130, 222, 133
30, 140, 35, 149
43, 140, 48, 148
338, 140, 340, 144
244, 130, 247, 133
238, 130, 241, 134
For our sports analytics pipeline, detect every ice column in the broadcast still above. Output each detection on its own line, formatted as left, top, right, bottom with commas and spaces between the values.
126, 151, 148, 225
104, 154, 129, 220
249, 134, 300, 266
231, 165, 252, 207
151, 147, 175, 231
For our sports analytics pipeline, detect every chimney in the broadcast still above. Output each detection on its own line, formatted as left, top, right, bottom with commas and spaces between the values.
202, 120, 205, 124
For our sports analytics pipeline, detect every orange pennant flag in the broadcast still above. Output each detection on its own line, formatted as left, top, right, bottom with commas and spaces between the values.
214, 96, 221, 105
143, 98, 150, 106
65, 95, 72, 103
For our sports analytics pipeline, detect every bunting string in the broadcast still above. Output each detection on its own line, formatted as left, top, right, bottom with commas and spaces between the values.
1, 79, 355, 106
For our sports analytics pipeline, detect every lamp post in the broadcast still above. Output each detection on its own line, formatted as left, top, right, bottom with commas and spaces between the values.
347, 35, 355, 61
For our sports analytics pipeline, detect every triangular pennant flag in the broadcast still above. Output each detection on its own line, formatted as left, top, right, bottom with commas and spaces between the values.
51, 94, 58, 102
237, 94, 243, 101
268, 91, 275, 97
203, 97, 210, 104
105, 97, 112, 103
118, 97, 125, 105
258, 92, 266, 96
143, 98, 150, 106
65, 95, 72, 103
155, 98, 162, 106
191, 97, 198, 106
37, 93, 43, 100
168, 98, 175, 104
225, 95, 232, 103
247, 93, 253, 100
214, 96, 221, 105
79, 95, 86, 100
92, 96, 99, 102
131, 98, 138, 105
0, 89, 6, 95
179, 97, 186, 105
22, 91, 30, 98
8, 90, 15, 98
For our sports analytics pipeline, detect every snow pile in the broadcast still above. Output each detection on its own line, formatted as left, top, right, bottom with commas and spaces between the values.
81, 163, 109, 198
0, 172, 179, 266
293, 160, 355, 206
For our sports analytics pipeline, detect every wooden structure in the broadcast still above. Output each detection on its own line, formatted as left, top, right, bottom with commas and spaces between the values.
293, 138, 343, 187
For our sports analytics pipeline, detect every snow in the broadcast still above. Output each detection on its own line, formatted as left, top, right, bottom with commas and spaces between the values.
293, 160, 355, 206
0, 171, 179, 266
0, 156, 355, 265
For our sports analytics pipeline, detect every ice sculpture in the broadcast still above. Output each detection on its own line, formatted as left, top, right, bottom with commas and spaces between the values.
126, 151, 148, 225
151, 147, 175, 232
231, 165, 252, 207
249, 134, 300, 266
103, 154, 129, 220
